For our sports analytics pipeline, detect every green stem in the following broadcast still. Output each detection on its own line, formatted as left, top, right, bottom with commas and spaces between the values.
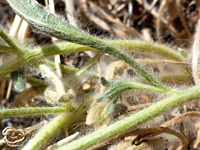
75, 53, 100, 76
58, 86, 200, 150
0, 28, 25, 55
22, 113, 71, 150
97, 82, 168, 102
69, 53, 100, 84
0, 40, 179, 82
45, 60, 79, 73
108, 40, 187, 61
21, 93, 96, 150
7, 0, 168, 90
0, 43, 89, 79
45, 60, 99, 78
0, 44, 13, 54
0, 106, 69, 118
26, 77, 49, 86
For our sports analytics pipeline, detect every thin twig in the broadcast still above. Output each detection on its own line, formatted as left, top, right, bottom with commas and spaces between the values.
65, 0, 78, 27
156, 0, 167, 43
162, 112, 200, 127
177, 0, 191, 38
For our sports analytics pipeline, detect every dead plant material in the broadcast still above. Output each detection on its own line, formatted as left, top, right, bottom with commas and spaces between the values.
196, 0, 200, 16
126, 127, 188, 150
4, 80, 12, 107
156, 0, 168, 43
105, 59, 188, 81
177, 0, 192, 38
86, 100, 109, 127
65, 0, 78, 28
88, 126, 189, 150
77, 0, 142, 39
1, 121, 47, 147
192, 18, 200, 85
126, 103, 153, 112
162, 111, 200, 127
45, 132, 79, 150
194, 122, 200, 149
13, 86, 45, 107
105, 60, 128, 80
136, 0, 178, 36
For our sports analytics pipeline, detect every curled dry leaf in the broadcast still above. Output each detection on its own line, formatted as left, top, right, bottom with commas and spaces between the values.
1, 121, 47, 147
127, 127, 188, 150
13, 86, 44, 107
2, 126, 26, 147
86, 100, 109, 128
105, 60, 128, 80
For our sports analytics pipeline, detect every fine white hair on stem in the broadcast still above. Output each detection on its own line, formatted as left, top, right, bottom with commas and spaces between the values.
192, 19, 200, 85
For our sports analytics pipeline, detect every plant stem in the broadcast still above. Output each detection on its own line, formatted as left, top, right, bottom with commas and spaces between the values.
21, 93, 96, 150
68, 53, 100, 84
0, 106, 69, 118
108, 40, 187, 61
0, 28, 25, 55
45, 60, 99, 78
0, 44, 13, 54
0, 42, 91, 79
58, 86, 200, 150
75, 53, 100, 77
7, 0, 168, 90
39, 64, 66, 97
22, 113, 71, 150
0, 40, 180, 81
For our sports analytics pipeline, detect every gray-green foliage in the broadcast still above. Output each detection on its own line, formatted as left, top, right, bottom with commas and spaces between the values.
6, 0, 169, 90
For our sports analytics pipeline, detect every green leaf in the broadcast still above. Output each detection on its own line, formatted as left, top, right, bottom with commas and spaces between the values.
6, 0, 169, 91
11, 67, 26, 92
106, 96, 120, 115
98, 78, 167, 102
101, 76, 112, 87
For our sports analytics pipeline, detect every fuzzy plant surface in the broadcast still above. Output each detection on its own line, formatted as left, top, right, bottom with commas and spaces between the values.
0, 0, 198, 150
6, 0, 170, 90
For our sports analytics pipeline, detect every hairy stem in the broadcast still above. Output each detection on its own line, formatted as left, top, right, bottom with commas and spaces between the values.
58, 86, 200, 150
0, 28, 25, 55
44, 60, 99, 78
0, 40, 182, 81
0, 44, 13, 54
22, 92, 96, 150
22, 114, 71, 150
0, 106, 70, 118
109, 40, 187, 61
68, 53, 100, 84
0, 42, 90, 79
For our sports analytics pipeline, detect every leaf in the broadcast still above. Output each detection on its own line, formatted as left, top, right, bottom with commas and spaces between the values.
96, 83, 131, 102
106, 97, 118, 115
11, 67, 26, 92
6, 0, 168, 90
101, 76, 112, 87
